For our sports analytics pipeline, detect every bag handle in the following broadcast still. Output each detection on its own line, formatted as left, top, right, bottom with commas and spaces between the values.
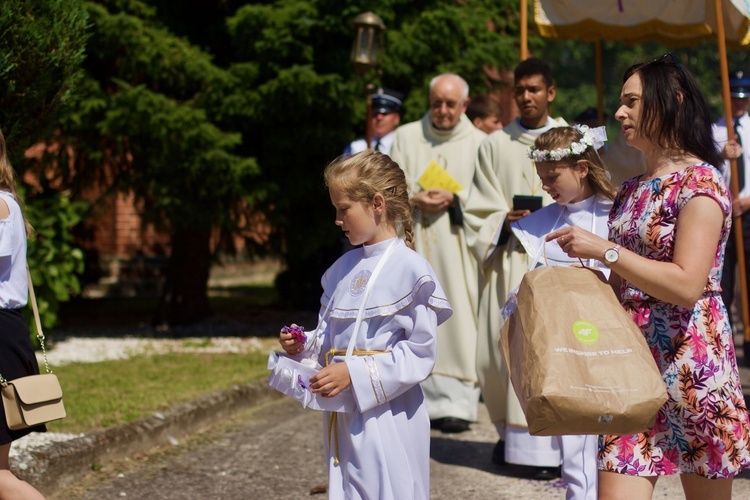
0, 266, 52, 385
531, 239, 586, 270
26, 266, 52, 375
528, 199, 600, 270
301, 238, 397, 363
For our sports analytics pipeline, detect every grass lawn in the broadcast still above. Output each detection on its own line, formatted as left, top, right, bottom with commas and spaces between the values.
47, 348, 275, 434
44, 280, 310, 435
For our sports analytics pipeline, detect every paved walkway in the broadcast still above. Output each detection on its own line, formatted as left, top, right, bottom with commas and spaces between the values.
46, 396, 750, 499
13, 331, 750, 497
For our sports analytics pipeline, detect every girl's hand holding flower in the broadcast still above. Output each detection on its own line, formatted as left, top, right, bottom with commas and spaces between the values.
279, 323, 307, 355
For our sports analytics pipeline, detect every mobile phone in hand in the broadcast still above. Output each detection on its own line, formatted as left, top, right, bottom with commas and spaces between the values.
513, 195, 543, 212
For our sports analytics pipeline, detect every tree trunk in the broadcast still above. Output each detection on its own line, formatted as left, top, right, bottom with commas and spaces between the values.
154, 228, 212, 326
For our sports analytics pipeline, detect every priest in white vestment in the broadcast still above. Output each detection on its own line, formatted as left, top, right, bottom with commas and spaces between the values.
463, 58, 567, 472
390, 73, 486, 433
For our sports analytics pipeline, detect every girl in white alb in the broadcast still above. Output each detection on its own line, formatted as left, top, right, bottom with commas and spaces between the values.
502, 125, 617, 500
279, 151, 451, 500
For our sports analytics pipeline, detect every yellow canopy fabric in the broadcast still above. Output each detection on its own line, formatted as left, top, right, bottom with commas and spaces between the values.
534, 0, 750, 46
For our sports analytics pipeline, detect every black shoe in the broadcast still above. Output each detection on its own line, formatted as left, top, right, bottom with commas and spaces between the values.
440, 417, 470, 434
430, 418, 445, 430
491, 439, 506, 465
532, 466, 561, 480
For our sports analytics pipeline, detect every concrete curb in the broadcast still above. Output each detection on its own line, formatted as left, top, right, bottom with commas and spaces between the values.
16, 379, 283, 496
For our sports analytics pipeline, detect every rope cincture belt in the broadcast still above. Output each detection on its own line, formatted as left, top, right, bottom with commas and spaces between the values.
326, 348, 391, 465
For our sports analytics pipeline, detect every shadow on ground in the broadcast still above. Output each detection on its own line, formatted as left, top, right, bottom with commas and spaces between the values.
50, 292, 318, 341
430, 437, 554, 479
430, 435, 750, 481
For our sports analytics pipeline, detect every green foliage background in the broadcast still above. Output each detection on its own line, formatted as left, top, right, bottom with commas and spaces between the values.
3, 0, 750, 321
0, 0, 89, 330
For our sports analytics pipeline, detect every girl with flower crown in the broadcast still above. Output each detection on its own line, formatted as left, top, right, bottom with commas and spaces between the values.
501, 124, 616, 499
550, 57, 750, 499
278, 151, 452, 499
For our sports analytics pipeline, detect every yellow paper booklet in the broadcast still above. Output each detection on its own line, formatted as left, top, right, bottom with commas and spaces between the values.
417, 160, 463, 193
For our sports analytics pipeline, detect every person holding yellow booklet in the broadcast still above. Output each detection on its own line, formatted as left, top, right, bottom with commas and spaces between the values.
390, 73, 486, 433
417, 160, 464, 193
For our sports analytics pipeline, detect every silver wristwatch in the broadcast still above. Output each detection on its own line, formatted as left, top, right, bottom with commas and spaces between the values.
604, 245, 621, 266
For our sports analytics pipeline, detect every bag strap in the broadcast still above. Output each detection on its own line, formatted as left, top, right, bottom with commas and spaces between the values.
345, 238, 398, 359
304, 239, 398, 363
0, 266, 53, 386
27, 266, 53, 375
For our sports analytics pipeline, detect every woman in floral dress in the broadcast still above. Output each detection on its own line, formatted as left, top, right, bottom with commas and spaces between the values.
548, 56, 750, 499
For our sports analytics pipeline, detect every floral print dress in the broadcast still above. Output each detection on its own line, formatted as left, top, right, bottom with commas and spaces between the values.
599, 165, 750, 479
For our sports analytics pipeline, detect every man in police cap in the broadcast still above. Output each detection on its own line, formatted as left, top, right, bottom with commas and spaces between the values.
714, 69, 750, 329
343, 87, 403, 156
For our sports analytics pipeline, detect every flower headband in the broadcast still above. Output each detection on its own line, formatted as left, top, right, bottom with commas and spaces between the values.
527, 124, 608, 162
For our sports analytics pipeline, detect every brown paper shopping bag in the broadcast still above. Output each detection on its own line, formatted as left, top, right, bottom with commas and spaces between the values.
500, 266, 667, 436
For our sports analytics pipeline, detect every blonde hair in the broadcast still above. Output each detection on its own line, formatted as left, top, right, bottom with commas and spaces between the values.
0, 129, 33, 236
533, 127, 617, 200
324, 151, 415, 250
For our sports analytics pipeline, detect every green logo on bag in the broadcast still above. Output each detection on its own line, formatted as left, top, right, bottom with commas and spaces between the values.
572, 320, 600, 344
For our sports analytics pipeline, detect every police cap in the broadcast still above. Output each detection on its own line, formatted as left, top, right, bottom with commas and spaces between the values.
730, 70, 750, 98
370, 87, 404, 114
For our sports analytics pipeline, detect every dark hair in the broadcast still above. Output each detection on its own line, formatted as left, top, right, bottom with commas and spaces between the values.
324, 151, 415, 249
623, 57, 722, 169
466, 95, 503, 122
515, 57, 553, 88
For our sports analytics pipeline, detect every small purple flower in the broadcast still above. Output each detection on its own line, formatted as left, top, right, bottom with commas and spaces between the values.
281, 324, 307, 344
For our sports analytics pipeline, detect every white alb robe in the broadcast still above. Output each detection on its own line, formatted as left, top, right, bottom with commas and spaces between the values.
505, 195, 611, 498
390, 113, 485, 421
463, 117, 566, 433
312, 237, 451, 500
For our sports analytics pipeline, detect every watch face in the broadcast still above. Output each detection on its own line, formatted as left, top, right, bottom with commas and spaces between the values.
605, 248, 618, 263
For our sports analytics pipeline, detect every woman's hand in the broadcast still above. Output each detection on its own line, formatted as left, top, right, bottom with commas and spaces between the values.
310, 362, 352, 398
545, 226, 612, 261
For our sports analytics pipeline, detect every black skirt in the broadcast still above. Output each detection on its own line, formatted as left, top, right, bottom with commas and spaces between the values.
0, 308, 46, 444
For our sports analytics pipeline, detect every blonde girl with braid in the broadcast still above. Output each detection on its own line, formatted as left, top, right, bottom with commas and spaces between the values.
279, 150, 452, 499
500, 125, 616, 500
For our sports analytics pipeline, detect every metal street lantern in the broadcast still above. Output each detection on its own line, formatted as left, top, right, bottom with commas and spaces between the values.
350, 12, 386, 76
350, 12, 386, 150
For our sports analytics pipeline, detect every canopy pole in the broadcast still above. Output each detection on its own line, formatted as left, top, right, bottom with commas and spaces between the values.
715, 0, 750, 365
595, 40, 604, 125
364, 84, 374, 150
520, 0, 528, 60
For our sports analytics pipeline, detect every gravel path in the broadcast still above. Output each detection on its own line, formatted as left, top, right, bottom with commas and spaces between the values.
40, 336, 278, 366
